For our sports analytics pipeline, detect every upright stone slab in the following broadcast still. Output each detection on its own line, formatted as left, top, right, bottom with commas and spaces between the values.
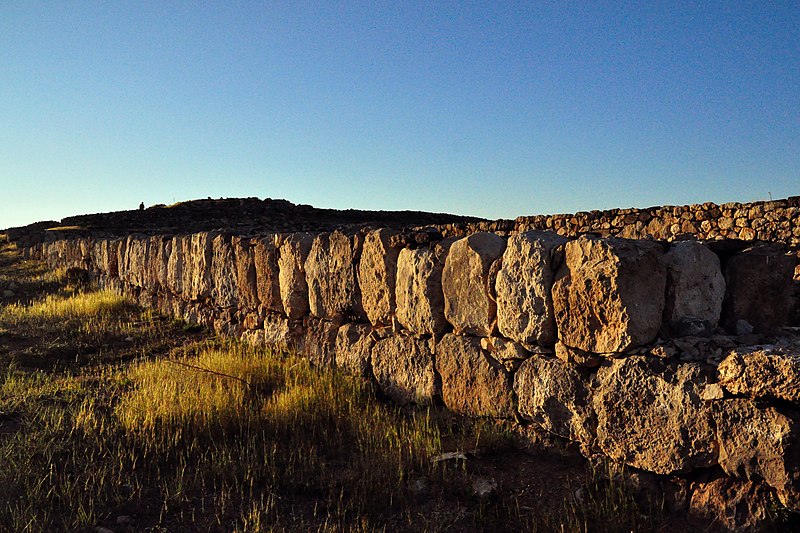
395, 241, 451, 335
495, 231, 566, 346
278, 233, 312, 320
372, 335, 438, 405
592, 356, 717, 474
514, 355, 593, 444
299, 318, 339, 367
167, 235, 187, 295
552, 236, 666, 353
721, 244, 797, 333
146, 235, 170, 292
211, 234, 239, 308
442, 232, 506, 336
305, 231, 363, 323
335, 323, 375, 377
435, 334, 514, 418
253, 235, 283, 313
359, 229, 400, 326
232, 236, 259, 311
662, 241, 725, 334
183, 232, 215, 301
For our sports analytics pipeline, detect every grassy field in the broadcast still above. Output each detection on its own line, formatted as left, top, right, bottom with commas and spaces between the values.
0, 236, 752, 532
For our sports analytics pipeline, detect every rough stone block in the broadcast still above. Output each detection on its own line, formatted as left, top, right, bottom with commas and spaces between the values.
166, 235, 186, 295
593, 356, 717, 474
721, 244, 797, 333
359, 229, 400, 326
514, 355, 593, 444
712, 399, 800, 509
211, 234, 239, 308
264, 312, 301, 353
232, 236, 259, 310
553, 236, 666, 353
253, 235, 283, 313
435, 334, 514, 418
395, 241, 451, 335
495, 231, 566, 346
299, 317, 339, 367
663, 241, 725, 334
718, 347, 800, 405
335, 322, 375, 377
278, 233, 313, 320
372, 335, 438, 405
183, 232, 215, 301
305, 231, 363, 323
442, 232, 506, 336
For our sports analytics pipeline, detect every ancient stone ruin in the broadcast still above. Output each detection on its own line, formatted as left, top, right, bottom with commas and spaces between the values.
9, 195, 800, 523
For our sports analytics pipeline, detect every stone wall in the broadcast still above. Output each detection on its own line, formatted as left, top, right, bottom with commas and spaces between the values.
16, 196, 800, 514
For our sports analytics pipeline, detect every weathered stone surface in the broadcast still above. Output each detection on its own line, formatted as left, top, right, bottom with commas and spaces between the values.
442, 233, 506, 336
435, 334, 514, 418
252, 235, 283, 313
277, 233, 312, 320
144, 235, 170, 291
299, 317, 339, 367
358, 229, 400, 326
335, 322, 375, 377
496, 231, 566, 346
232, 236, 259, 310
263, 312, 301, 352
372, 335, 438, 405
553, 236, 666, 353
305, 231, 363, 323
662, 241, 725, 334
554, 341, 602, 368
211, 234, 238, 308
395, 241, 451, 335
593, 356, 717, 474
514, 355, 593, 444
712, 399, 800, 508
183, 232, 215, 301
721, 244, 797, 333
122, 236, 148, 288
689, 478, 775, 532
167, 235, 186, 295
718, 347, 800, 404
480, 336, 532, 367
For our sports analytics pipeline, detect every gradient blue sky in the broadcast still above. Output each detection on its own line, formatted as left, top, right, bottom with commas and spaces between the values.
2, 1, 798, 228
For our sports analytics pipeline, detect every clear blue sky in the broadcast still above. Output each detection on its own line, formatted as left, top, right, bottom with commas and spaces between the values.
2, 1, 798, 228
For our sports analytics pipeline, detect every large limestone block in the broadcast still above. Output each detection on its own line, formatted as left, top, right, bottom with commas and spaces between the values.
358, 229, 400, 326
167, 235, 187, 295
395, 241, 451, 335
299, 318, 339, 367
335, 323, 375, 377
435, 334, 514, 418
263, 312, 301, 353
232, 236, 259, 310
593, 356, 717, 474
211, 234, 239, 308
278, 233, 313, 320
712, 399, 800, 509
662, 241, 725, 333
721, 244, 797, 333
252, 235, 283, 313
305, 231, 363, 323
124, 236, 148, 288
514, 355, 593, 444
553, 236, 666, 353
718, 348, 800, 404
689, 478, 775, 532
496, 231, 566, 346
183, 232, 215, 301
146, 236, 171, 291
442, 232, 506, 336
372, 335, 438, 405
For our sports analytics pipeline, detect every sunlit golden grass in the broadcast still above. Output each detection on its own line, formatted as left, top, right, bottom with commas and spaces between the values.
1, 289, 129, 323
